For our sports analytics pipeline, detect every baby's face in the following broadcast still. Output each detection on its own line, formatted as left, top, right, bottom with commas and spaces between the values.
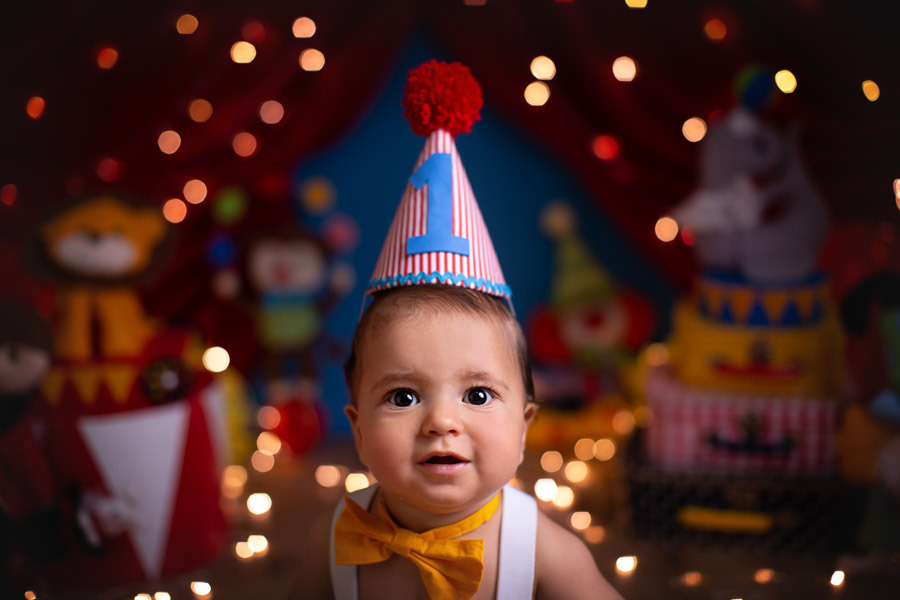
346, 309, 534, 521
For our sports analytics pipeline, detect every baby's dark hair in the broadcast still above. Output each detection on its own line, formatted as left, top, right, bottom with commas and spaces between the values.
344, 284, 535, 405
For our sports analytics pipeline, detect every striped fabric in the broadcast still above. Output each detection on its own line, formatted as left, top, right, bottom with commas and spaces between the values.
644, 367, 839, 475
368, 129, 511, 300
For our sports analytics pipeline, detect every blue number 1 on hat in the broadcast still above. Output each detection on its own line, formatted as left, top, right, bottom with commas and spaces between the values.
406, 153, 470, 257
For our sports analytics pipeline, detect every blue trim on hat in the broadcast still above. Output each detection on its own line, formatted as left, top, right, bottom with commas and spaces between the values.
367, 271, 512, 298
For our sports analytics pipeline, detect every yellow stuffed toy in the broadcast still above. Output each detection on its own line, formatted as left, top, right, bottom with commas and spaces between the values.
39, 196, 167, 362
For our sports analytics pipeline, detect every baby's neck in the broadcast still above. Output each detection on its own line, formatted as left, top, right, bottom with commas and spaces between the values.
380, 488, 501, 533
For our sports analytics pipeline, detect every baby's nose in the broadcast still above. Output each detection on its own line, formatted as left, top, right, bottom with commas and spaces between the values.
423, 399, 462, 436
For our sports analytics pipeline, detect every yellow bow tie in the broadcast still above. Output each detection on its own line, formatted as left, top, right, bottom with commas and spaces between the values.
334, 491, 500, 600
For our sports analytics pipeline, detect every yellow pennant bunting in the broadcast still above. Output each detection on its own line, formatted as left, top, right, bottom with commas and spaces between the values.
728, 289, 755, 323
794, 289, 817, 321
70, 366, 102, 405
762, 291, 790, 324
705, 285, 724, 318
39, 368, 67, 407
104, 365, 137, 403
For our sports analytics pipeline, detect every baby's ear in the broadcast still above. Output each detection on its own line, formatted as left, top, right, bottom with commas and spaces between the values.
519, 402, 537, 463
344, 404, 367, 466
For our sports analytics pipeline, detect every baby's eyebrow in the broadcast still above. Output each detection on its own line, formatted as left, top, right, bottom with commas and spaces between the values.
457, 370, 509, 391
370, 371, 418, 391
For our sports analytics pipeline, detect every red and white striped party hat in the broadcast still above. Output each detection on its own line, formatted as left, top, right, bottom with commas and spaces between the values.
367, 60, 511, 302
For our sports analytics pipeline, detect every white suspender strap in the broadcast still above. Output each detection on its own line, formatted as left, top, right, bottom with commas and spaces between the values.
330, 484, 379, 600
496, 484, 537, 600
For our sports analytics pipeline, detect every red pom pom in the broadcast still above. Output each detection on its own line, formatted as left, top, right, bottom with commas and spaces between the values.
402, 60, 483, 137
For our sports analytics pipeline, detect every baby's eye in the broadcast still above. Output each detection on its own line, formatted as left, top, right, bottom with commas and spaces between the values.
464, 388, 495, 406
388, 389, 419, 408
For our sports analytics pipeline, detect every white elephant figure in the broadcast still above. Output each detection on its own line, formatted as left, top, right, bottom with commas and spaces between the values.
674, 108, 829, 283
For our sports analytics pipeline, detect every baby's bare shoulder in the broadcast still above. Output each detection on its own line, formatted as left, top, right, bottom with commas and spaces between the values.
533, 511, 624, 600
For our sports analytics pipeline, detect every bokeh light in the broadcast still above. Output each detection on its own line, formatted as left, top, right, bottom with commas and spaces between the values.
176, 14, 199, 34
235, 541, 253, 559
247, 493, 272, 515
612, 57, 637, 82
571, 512, 592, 530
625, 0, 648, 7
894, 179, 900, 210
232, 132, 258, 157
222, 465, 247, 491
584, 526, 606, 544
774, 69, 797, 93
552, 485, 574, 508
213, 186, 248, 225
26, 96, 45, 119
616, 556, 637, 574
682, 571, 703, 586
530, 56, 556, 80
248, 535, 268, 554
830, 570, 845, 586
96, 157, 121, 182
322, 215, 361, 254
190, 581, 211, 597
862, 80, 880, 101
540, 451, 564, 473
681, 117, 707, 142
25, 592, 36, 600
704, 18, 727, 41
592, 135, 620, 160
593, 438, 617, 461
162, 198, 187, 224
300, 176, 337, 213
257, 431, 282, 455
564, 460, 589, 483
97, 47, 118, 69
315, 465, 342, 487
257, 405, 281, 430
1, 184, 17, 206
655, 216, 679, 241
183, 179, 207, 204
251, 450, 274, 473
534, 478, 558, 502
202, 346, 230, 372
300, 48, 325, 71
189, 99, 213, 123
345, 473, 370, 493
754, 568, 774, 584
154, 593, 171, 600
231, 41, 257, 64
293, 17, 316, 38
524, 81, 550, 106
260, 100, 285, 124
157, 130, 181, 154
612, 410, 636, 435
135, 595, 151, 600
574, 438, 596, 461
645, 342, 670, 367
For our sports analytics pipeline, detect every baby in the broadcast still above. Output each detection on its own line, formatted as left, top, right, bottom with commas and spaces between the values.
328, 59, 623, 599
330, 284, 623, 599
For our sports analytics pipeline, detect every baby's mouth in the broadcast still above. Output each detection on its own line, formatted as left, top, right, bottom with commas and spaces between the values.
419, 453, 469, 475
425, 455, 463, 464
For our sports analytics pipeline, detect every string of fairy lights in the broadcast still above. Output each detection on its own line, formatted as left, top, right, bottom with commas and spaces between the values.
10, 1, 895, 598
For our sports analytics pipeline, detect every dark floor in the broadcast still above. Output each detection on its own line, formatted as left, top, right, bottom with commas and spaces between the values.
17, 440, 900, 600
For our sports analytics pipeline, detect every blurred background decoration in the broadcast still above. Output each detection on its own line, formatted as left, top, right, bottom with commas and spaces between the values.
2, 1, 900, 598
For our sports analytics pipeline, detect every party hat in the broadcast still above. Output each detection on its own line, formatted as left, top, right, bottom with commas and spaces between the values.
540, 202, 615, 311
367, 60, 511, 302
